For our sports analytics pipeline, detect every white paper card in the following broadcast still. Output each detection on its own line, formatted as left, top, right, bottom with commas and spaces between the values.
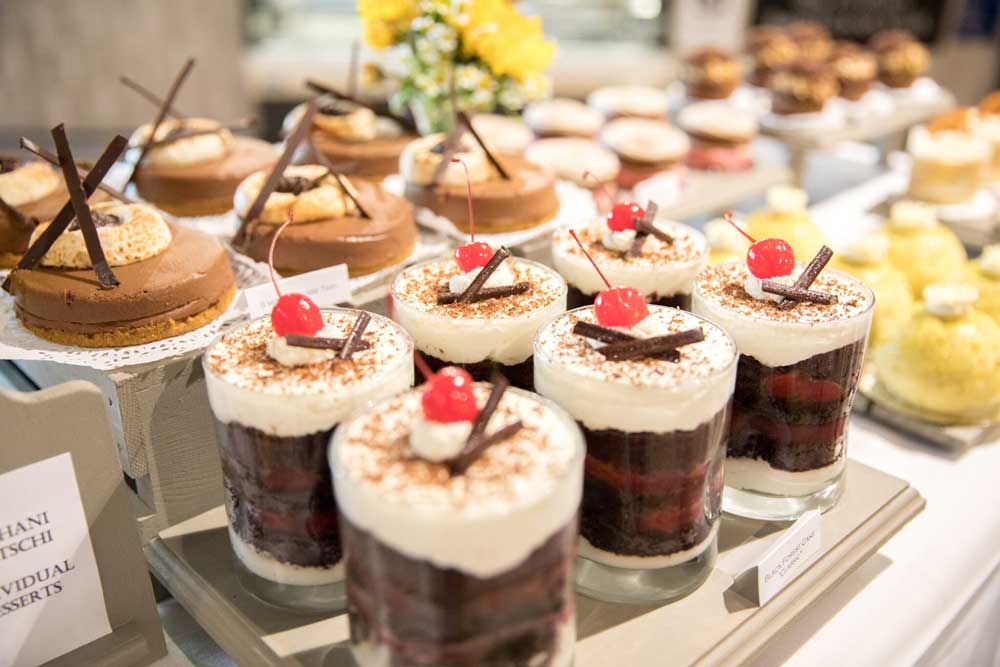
756, 510, 822, 605
0, 453, 112, 667
241, 264, 351, 320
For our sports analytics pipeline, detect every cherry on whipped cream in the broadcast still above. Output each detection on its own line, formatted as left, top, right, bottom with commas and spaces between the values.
568, 228, 650, 328
422, 366, 479, 423
451, 156, 494, 273
723, 211, 795, 279
267, 213, 323, 337
582, 170, 645, 232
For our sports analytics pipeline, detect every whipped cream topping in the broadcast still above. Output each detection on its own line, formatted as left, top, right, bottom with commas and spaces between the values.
31, 201, 171, 268
600, 226, 636, 252
204, 310, 413, 437
678, 102, 758, 141
600, 118, 690, 164
587, 85, 671, 119
391, 258, 567, 366
283, 100, 378, 142
744, 268, 801, 303
889, 199, 937, 231
767, 185, 808, 213
908, 125, 990, 165
265, 324, 345, 367
0, 161, 61, 207
924, 283, 978, 317
969, 109, 1000, 143
399, 133, 491, 187
524, 138, 620, 185
693, 262, 874, 367
447, 257, 516, 294
331, 385, 583, 577
978, 244, 1000, 278
408, 417, 472, 462
233, 164, 357, 224
470, 113, 535, 154
129, 118, 233, 168
704, 216, 751, 254
551, 221, 708, 298
841, 233, 889, 264
523, 98, 604, 137
534, 306, 737, 432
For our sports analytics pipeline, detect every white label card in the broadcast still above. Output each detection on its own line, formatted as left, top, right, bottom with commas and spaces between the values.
756, 510, 822, 605
0, 453, 112, 667
241, 264, 351, 320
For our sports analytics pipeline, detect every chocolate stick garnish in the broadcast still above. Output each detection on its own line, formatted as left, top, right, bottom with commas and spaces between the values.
450, 421, 524, 476
627, 233, 649, 258
457, 110, 509, 180
234, 101, 317, 247
305, 78, 418, 132
20, 138, 134, 204
598, 328, 704, 361
634, 202, 672, 244
449, 374, 522, 475
778, 245, 834, 311
437, 282, 530, 305
51, 125, 119, 288
119, 75, 186, 117
469, 372, 509, 441
457, 246, 511, 304
2, 134, 127, 293
339, 311, 371, 360
128, 58, 195, 184
130, 116, 257, 150
285, 334, 370, 351
761, 281, 838, 305
0, 196, 32, 232
572, 321, 638, 344
308, 143, 371, 219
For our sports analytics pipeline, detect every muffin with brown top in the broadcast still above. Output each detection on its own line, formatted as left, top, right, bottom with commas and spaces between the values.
683, 46, 743, 100
746, 26, 799, 88
771, 61, 840, 115
786, 21, 833, 63
831, 41, 878, 101
869, 29, 930, 89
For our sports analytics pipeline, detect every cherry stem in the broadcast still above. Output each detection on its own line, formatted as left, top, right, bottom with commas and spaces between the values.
582, 170, 614, 210
413, 350, 435, 382
724, 211, 756, 245
267, 212, 295, 298
569, 229, 612, 289
452, 157, 475, 242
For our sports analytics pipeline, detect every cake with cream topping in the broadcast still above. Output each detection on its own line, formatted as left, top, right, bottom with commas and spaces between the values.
599, 118, 690, 188
831, 41, 878, 101
587, 85, 671, 120
885, 200, 968, 296
746, 26, 799, 88
470, 113, 536, 155
524, 138, 621, 190
906, 118, 989, 205
770, 61, 839, 115
870, 30, 930, 89
682, 46, 742, 100
523, 98, 604, 139
968, 245, 1000, 324
786, 21, 833, 63
678, 102, 757, 172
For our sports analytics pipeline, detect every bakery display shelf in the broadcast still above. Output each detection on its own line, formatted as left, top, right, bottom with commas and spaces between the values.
660, 161, 792, 222
146, 460, 922, 667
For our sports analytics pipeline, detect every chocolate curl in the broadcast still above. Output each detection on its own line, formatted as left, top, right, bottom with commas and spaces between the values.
597, 328, 704, 361
634, 202, 673, 244
120, 75, 186, 118
572, 321, 637, 343
449, 421, 524, 476
128, 58, 196, 184
626, 233, 649, 258
339, 311, 371, 360
469, 372, 509, 441
778, 245, 834, 311
761, 281, 838, 305
0, 196, 32, 232
305, 78, 417, 132
2, 134, 127, 293
285, 334, 370, 351
457, 110, 509, 180
20, 137, 134, 204
437, 282, 530, 305
307, 144, 371, 219
130, 116, 257, 151
449, 373, 523, 475
51, 125, 119, 288
457, 246, 511, 304
233, 101, 317, 247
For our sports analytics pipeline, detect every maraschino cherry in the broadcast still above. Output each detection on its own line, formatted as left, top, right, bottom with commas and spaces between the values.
722, 211, 795, 279
452, 157, 493, 273
568, 229, 649, 328
267, 213, 324, 337
414, 353, 478, 423
583, 170, 644, 232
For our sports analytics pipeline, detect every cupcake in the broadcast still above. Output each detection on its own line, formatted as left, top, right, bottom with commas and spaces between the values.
770, 61, 839, 115
746, 26, 799, 87
682, 46, 742, 101
831, 41, 878, 101
524, 138, 620, 190
129, 117, 277, 217
587, 85, 671, 120
746, 186, 827, 261
876, 283, 1000, 422
967, 244, 1000, 323
469, 113, 535, 156
869, 30, 930, 89
885, 200, 967, 297
599, 118, 690, 189
678, 102, 757, 172
786, 21, 834, 63
906, 116, 989, 204
523, 98, 604, 139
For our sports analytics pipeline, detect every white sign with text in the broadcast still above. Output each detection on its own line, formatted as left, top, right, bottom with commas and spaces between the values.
756, 510, 822, 605
241, 264, 352, 320
0, 453, 112, 667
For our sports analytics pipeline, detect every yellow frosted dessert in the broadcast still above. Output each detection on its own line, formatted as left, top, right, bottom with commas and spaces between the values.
906, 117, 989, 204
876, 283, 1000, 421
833, 233, 913, 347
703, 215, 749, 265
746, 186, 826, 262
968, 244, 1000, 323
885, 200, 967, 297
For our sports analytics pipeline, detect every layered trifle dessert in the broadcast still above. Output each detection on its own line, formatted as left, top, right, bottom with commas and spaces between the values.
534, 301, 737, 602
330, 372, 584, 667
203, 306, 413, 611
693, 245, 874, 519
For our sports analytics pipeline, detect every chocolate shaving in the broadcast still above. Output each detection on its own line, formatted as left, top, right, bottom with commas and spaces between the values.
120, 75, 185, 118
634, 202, 672, 243
307, 141, 371, 219
598, 328, 704, 361
761, 280, 838, 305
234, 101, 317, 247
572, 321, 637, 344
627, 233, 649, 257
51, 124, 119, 288
305, 78, 418, 132
457, 247, 511, 304
0, 196, 32, 232
436, 282, 530, 305
20, 137, 134, 204
128, 58, 195, 184
69, 211, 121, 232
339, 311, 371, 360
449, 421, 524, 476
447, 374, 520, 475
130, 116, 256, 151
2, 134, 127, 293
778, 245, 834, 310
284, 334, 370, 351
457, 110, 509, 180
469, 373, 508, 442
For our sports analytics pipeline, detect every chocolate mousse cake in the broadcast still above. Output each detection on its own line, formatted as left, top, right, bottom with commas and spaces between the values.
599, 118, 690, 189
551, 202, 708, 310
682, 46, 743, 100
831, 41, 878, 101
786, 21, 834, 63
534, 305, 737, 602
203, 307, 413, 611
330, 376, 584, 667
869, 29, 930, 89
746, 26, 799, 88
693, 247, 874, 520
770, 61, 840, 115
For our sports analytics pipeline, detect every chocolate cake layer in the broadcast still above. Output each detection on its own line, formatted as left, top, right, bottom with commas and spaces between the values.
304, 130, 416, 179
729, 339, 865, 472
566, 285, 690, 311
343, 517, 576, 667
422, 352, 535, 391
579, 405, 728, 558
216, 419, 341, 568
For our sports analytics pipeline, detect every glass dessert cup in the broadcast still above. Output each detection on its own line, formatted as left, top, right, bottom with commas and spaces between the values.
693, 264, 875, 521
534, 306, 738, 603
391, 257, 567, 390
330, 386, 585, 667
203, 308, 413, 612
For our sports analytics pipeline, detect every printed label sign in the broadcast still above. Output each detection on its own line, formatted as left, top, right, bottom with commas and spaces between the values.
756, 509, 822, 605
241, 264, 351, 320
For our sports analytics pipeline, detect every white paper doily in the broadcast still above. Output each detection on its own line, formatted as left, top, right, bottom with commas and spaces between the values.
382, 176, 597, 247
